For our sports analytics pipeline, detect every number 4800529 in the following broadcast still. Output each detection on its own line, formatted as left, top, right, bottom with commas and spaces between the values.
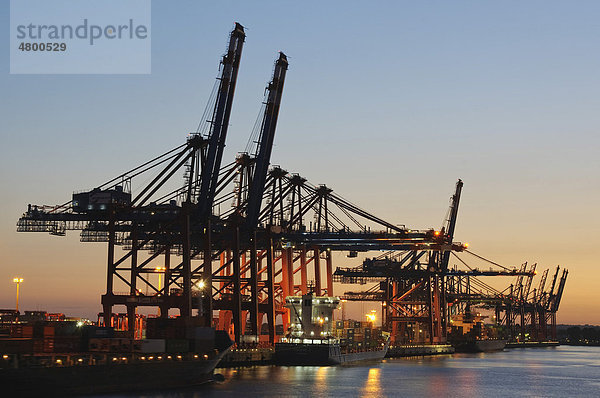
18, 42, 66, 51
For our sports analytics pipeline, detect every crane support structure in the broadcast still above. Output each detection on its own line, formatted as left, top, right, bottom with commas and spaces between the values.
16, 23, 568, 347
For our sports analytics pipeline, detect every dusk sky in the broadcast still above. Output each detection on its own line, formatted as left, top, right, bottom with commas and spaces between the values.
1, 1, 598, 325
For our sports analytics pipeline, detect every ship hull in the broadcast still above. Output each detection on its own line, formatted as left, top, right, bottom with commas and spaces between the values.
453, 339, 507, 353
1, 347, 230, 397
274, 342, 389, 366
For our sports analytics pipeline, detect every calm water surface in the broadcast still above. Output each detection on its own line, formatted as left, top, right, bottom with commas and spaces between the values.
94, 346, 600, 397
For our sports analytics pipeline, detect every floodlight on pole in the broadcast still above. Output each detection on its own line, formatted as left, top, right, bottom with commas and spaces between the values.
154, 267, 166, 295
13, 278, 24, 312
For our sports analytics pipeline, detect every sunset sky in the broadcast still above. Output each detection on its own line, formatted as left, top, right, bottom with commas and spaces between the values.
1, 1, 598, 325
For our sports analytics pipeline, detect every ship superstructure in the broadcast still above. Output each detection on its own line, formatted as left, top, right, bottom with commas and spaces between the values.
284, 294, 340, 342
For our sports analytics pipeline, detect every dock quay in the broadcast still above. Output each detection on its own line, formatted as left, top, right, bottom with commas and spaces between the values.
506, 341, 560, 349
220, 344, 457, 366
219, 344, 456, 366
386, 344, 455, 358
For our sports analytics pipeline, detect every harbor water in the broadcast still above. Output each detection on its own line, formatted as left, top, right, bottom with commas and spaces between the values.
93, 346, 600, 397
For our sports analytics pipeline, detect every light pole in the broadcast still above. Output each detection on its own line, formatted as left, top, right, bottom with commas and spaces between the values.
194, 280, 206, 319
13, 278, 24, 312
154, 267, 166, 317
154, 267, 166, 295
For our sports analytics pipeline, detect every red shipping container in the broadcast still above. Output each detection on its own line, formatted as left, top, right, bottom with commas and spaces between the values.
10, 325, 23, 338
32, 338, 44, 353
53, 336, 82, 353
0, 338, 34, 354
22, 325, 34, 338
43, 337, 54, 353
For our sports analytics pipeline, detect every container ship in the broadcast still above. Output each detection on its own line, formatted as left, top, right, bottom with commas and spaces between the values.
0, 310, 232, 396
448, 310, 506, 353
273, 294, 389, 365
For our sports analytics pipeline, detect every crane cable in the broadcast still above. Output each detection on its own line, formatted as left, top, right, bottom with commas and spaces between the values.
463, 249, 512, 271
195, 77, 220, 136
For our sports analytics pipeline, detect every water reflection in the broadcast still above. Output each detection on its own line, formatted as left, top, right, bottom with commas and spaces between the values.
361, 367, 381, 397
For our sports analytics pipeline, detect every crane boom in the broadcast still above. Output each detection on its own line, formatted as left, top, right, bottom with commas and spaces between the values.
440, 179, 463, 271
198, 23, 245, 219
245, 52, 289, 230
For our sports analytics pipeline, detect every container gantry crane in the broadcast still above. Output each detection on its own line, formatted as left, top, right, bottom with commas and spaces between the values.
15, 23, 568, 347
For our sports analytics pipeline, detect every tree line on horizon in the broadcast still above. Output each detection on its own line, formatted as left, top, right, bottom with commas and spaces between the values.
557, 326, 600, 346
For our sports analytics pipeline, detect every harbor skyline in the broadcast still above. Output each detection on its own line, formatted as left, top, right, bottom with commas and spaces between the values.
1, 1, 598, 325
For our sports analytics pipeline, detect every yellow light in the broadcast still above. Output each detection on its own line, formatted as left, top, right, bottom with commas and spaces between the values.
157, 356, 162, 360
13, 278, 24, 283
77, 358, 83, 362
121, 357, 127, 361
112, 357, 118, 361
56, 359, 62, 364
203, 354, 208, 359
197, 280, 206, 289
177, 355, 182, 359
464, 243, 469, 248
434, 231, 440, 237
154, 267, 166, 272
141, 356, 146, 360
2, 355, 8, 359
319, 318, 324, 324
167, 355, 172, 359
148, 356, 154, 360
194, 355, 199, 359
366, 310, 377, 323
